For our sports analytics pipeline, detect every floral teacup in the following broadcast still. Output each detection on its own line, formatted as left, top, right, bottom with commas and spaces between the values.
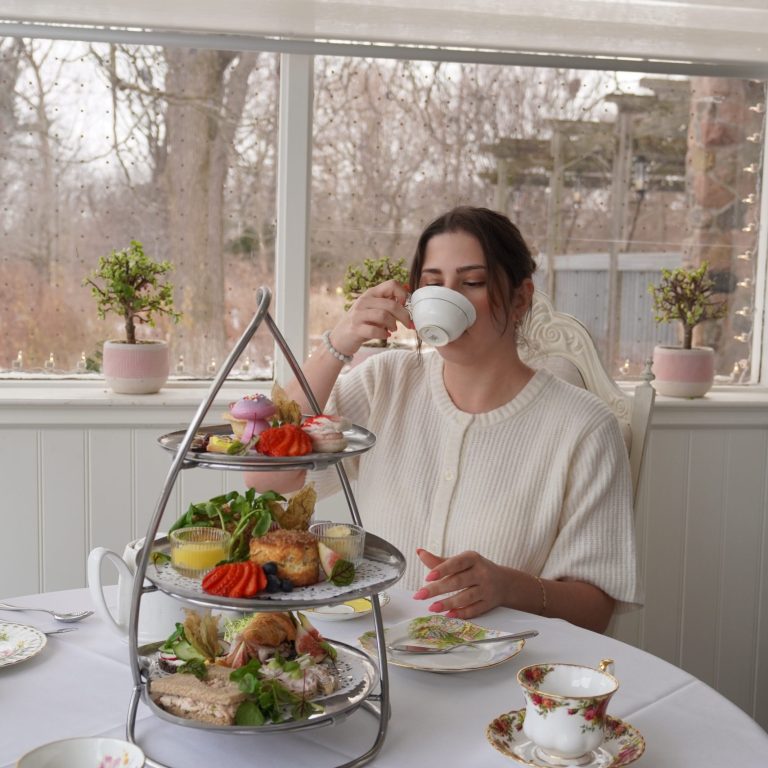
517, 659, 618, 764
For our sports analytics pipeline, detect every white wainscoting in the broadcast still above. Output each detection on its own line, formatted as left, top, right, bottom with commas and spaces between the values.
2, 382, 768, 731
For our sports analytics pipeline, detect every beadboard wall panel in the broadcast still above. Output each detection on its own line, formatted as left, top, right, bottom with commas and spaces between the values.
2, 388, 768, 730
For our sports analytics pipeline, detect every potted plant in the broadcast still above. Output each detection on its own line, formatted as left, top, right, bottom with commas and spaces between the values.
648, 262, 727, 397
343, 256, 411, 355
84, 240, 181, 394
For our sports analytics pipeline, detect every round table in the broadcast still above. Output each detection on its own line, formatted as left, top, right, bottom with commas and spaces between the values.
1, 587, 766, 767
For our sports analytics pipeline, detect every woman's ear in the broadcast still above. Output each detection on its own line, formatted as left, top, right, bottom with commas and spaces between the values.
513, 278, 535, 322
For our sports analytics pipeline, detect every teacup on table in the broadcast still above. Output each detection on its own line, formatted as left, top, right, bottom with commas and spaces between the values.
408, 286, 476, 346
517, 659, 618, 766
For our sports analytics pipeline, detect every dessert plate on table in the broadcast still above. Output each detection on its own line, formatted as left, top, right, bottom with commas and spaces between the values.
0, 622, 47, 668
305, 593, 390, 622
486, 709, 646, 768
358, 615, 527, 673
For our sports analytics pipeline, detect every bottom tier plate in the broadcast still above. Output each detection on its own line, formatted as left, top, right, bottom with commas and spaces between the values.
140, 641, 378, 734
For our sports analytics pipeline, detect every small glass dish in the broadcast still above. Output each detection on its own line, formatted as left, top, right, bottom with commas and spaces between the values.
309, 521, 366, 565
170, 527, 230, 578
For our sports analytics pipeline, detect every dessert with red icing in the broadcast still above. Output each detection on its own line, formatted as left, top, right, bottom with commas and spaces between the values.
257, 424, 313, 457
301, 415, 349, 453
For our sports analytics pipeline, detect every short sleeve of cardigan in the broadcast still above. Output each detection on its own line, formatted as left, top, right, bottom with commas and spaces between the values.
539, 412, 643, 611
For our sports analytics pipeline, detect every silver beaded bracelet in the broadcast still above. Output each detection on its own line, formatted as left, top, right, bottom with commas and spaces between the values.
322, 330, 353, 364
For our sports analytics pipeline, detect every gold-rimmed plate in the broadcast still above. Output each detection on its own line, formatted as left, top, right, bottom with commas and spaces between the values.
0, 622, 47, 669
358, 615, 527, 673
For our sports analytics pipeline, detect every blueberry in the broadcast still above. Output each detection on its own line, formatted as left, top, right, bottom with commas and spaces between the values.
262, 562, 278, 576
281, 579, 294, 593
265, 573, 281, 593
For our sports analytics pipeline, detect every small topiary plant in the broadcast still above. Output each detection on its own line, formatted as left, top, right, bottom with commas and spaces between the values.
84, 240, 181, 345
648, 262, 728, 350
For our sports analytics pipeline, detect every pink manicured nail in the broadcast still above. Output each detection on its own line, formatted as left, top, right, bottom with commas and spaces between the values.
426, 570, 439, 582
412, 588, 429, 600
416, 547, 424, 555
428, 601, 445, 613
445, 610, 458, 619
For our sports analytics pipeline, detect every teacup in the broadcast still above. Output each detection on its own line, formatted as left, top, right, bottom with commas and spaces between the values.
16, 737, 145, 768
408, 286, 476, 346
517, 659, 618, 764
88, 535, 188, 644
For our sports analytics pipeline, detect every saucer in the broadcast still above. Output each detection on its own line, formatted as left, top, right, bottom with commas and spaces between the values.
486, 708, 645, 768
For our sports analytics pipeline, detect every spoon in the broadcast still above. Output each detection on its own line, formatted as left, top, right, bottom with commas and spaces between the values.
388, 628, 538, 655
0, 602, 94, 623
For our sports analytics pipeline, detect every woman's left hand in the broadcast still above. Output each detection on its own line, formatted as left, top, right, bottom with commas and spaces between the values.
412, 548, 509, 620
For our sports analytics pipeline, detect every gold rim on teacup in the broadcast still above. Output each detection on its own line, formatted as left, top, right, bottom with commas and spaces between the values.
517, 659, 619, 700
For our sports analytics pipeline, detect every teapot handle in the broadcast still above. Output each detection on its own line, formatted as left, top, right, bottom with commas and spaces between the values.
598, 658, 615, 675
87, 548, 133, 639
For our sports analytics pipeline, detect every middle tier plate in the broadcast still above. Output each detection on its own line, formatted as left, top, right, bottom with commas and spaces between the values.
146, 532, 406, 609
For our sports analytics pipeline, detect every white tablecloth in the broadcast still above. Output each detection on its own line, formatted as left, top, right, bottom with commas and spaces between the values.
2, 587, 767, 767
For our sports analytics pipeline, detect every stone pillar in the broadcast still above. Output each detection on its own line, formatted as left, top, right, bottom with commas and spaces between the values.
685, 77, 763, 373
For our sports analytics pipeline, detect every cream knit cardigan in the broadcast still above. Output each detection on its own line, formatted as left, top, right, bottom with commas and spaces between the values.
310, 350, 641, 607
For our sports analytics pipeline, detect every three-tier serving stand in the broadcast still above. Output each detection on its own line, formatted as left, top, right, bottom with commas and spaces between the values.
125, 287, 405, 768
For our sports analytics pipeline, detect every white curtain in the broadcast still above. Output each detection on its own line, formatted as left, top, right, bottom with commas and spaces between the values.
1, 1, 767, 69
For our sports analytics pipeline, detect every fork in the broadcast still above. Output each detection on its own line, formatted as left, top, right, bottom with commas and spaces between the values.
0, 602, 94, 623
388, 629, 538, 654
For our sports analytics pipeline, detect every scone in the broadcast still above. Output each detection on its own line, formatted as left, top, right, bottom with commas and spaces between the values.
249, 529, 320, 587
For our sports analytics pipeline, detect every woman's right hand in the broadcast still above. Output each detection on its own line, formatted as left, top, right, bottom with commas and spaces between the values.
329, 279, 412, 356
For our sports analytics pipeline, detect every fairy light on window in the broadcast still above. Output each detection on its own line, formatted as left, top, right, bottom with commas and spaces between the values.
733, 332, 750, 343
175, 355, 185, 374
207, 357, 218, 375
76, 351, 87, 372
44, 352, 55, 371
11, 350, 23, 370
737, 250, 753, 261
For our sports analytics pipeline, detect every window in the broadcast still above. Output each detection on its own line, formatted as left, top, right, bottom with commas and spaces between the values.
308, 58, 766, 379
1, 14, 766, 385
0, 37, 279, 379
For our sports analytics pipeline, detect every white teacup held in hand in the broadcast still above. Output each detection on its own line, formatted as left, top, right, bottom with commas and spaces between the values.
407, 286, 476, 346
517, 659, 618, 764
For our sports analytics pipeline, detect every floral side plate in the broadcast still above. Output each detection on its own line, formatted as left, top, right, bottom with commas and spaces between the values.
0, 622, 47, 668
358, 615, 527, 673
486, 708, 646, 768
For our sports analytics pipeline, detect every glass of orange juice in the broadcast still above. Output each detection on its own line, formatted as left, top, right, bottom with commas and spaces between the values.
170, 527, 230, 578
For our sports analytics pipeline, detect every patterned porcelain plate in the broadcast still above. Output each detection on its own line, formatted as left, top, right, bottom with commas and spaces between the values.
146, 533, 405, 610
486, 708, 646, 768
305, 593, 390, 622
0, 622, 47, 669
359, 615, 527, 673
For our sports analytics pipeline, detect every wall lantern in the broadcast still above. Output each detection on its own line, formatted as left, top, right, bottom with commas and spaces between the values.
631, 155, 649, 199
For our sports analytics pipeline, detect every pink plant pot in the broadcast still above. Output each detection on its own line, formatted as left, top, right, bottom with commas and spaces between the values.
102, 340, 169, 394
651, 344, 715, 398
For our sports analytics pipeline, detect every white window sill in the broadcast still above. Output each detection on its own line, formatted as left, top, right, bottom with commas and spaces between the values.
2, 379, 768, 427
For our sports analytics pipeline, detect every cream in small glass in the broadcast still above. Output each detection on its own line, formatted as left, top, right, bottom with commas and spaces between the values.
309, 521, 366, 565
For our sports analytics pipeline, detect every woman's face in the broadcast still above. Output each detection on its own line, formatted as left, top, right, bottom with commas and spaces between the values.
418, 230, 530, 359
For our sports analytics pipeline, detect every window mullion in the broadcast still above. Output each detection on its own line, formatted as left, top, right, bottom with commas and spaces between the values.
274, 53, 313, 384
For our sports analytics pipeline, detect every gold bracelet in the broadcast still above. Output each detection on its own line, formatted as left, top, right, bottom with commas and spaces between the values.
534, 576, 547, 616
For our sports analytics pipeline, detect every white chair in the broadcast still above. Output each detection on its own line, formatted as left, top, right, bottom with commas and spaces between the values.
519, 290, 655, 505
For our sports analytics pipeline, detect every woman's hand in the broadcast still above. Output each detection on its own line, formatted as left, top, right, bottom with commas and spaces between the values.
329, 279, 411, 357
412, 548, 515, 620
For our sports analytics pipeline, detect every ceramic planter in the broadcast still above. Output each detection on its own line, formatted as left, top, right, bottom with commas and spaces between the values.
102, 340, 169, 394
652, 344, 715, 398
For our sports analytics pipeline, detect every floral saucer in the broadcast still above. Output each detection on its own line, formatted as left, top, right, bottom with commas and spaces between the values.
486, 708, 645, 768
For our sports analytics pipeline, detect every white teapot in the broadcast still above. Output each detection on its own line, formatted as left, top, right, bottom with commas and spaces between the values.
87, 535, 188, 644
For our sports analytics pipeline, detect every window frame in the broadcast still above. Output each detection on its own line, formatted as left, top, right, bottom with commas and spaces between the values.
0, 19, 765, 387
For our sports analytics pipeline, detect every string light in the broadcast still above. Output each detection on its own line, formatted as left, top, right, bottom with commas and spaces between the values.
240, 356, 251, 375
733, 333, 750, 343
749, 103, 766, 114
743, 163, 758, 174
44, 353, 55, 371
741, 222, 756, 233
76, 351, 87, 372
735, 306, 752, 317
746, 133, 762, 143
737, 277, 753, 288
175, 355, 185, 374
207, 357, 218, 374
742, 194, 756, 204
619, 358, 631, 376
11, 350, 23, 370
737, 250, 753, 261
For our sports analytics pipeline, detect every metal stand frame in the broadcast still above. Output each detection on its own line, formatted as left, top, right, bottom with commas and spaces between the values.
125, 286, 391, 767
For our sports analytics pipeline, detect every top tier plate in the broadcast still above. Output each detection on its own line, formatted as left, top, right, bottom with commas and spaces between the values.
158, 423, 376, 471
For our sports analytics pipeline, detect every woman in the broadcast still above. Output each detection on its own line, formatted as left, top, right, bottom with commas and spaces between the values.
248, 206, 639, 632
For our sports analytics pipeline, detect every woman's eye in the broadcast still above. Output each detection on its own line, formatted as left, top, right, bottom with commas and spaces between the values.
463, 281, 485, 287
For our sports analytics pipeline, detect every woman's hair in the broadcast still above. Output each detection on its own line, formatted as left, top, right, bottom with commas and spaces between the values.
409, 206, 537, 331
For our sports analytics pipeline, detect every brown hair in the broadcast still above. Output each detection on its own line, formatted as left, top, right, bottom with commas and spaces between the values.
409, 206, 537, 331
